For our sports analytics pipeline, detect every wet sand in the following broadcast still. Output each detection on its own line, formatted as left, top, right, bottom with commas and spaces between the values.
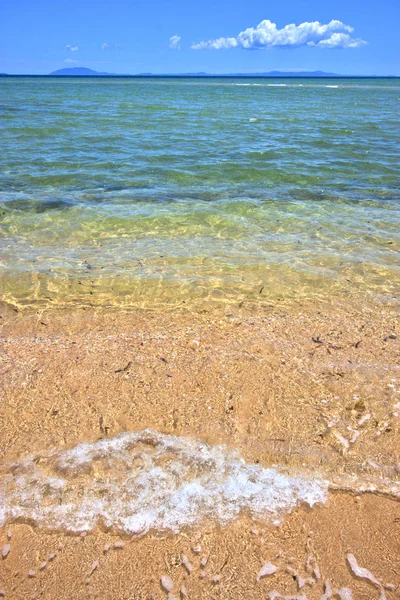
0, 298, 399, 598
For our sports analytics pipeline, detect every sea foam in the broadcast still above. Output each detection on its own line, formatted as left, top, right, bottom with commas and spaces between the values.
0, 430, 327, 535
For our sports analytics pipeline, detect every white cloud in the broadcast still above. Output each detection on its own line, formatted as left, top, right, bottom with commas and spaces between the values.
193, 37, 237, 50
65, 44, 79, 52
169, 35, 181, 50
313, 32, 364, 48
64, 58, 78, 64
101, 42, 118, 50
191, 19, 366, 50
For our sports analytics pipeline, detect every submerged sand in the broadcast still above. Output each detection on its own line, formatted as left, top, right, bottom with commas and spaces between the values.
0, 298, 399, 598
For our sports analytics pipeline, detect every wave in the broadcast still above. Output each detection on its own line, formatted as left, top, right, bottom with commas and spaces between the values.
1, 431, 399, 537
0, 430, 327, 535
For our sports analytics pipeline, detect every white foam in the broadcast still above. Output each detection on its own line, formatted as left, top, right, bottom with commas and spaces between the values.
0, 430, 327, 535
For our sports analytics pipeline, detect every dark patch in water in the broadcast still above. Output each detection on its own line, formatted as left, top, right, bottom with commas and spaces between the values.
289, 189, 341, 203
3, 198, 75, 213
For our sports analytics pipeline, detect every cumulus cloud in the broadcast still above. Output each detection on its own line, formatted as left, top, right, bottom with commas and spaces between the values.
191, 19, 366, 50
169, 35, 181, 50
313, 32, 364, 48
65, 44, 79, 52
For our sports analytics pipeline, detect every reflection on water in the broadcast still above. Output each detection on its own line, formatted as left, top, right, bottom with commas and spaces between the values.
0, 77, 399, 308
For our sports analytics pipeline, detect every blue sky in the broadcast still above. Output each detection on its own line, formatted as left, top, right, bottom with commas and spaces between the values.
1, 0, 399, 75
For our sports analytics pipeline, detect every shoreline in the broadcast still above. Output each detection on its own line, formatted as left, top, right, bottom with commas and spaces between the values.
1, 298, 399, 597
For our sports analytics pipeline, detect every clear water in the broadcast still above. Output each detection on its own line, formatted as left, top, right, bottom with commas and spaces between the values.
1, 77, 399, 308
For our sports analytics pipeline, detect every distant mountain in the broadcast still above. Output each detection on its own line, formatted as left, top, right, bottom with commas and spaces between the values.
50, 68, 211, 76
133, 70, 341, 77
240, 70, 340, 77
125, 69, 340, 77
130, 70, 341, 77
45, 68, 395, 78
50, 67, 112, 76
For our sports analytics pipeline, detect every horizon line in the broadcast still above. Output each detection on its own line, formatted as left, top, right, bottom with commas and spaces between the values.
1, 72, 400, 78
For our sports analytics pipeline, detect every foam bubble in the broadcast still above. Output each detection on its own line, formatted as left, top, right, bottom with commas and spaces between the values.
0, 430, 327, 535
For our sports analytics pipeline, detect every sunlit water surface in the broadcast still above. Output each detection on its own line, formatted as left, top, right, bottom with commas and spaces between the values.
1, 77, 399, 308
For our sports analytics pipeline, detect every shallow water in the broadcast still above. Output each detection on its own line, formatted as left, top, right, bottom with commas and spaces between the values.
1, 77, 399, 308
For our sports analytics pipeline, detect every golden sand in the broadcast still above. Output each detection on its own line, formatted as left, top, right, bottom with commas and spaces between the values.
0, 298, 399, 598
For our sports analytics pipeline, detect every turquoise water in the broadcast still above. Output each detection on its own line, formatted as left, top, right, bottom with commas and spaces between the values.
0, 77, 399, 308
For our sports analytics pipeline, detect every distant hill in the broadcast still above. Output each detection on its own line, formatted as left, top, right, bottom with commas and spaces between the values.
50, 67, 112, 76
49, 68, 343, 77
242, 70, 340, 77
0, 69, 396, 78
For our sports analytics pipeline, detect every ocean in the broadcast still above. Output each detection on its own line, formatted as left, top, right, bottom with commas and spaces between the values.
1, 76, 399, 309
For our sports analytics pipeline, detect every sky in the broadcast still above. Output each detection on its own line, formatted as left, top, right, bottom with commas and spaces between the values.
1, 0, 399, 75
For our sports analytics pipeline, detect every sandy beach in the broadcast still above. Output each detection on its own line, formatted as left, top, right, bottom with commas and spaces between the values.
1, 298, 399, 599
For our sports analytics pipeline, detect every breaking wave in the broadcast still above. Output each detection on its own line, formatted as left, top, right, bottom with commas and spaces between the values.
0, 430, 328, 535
